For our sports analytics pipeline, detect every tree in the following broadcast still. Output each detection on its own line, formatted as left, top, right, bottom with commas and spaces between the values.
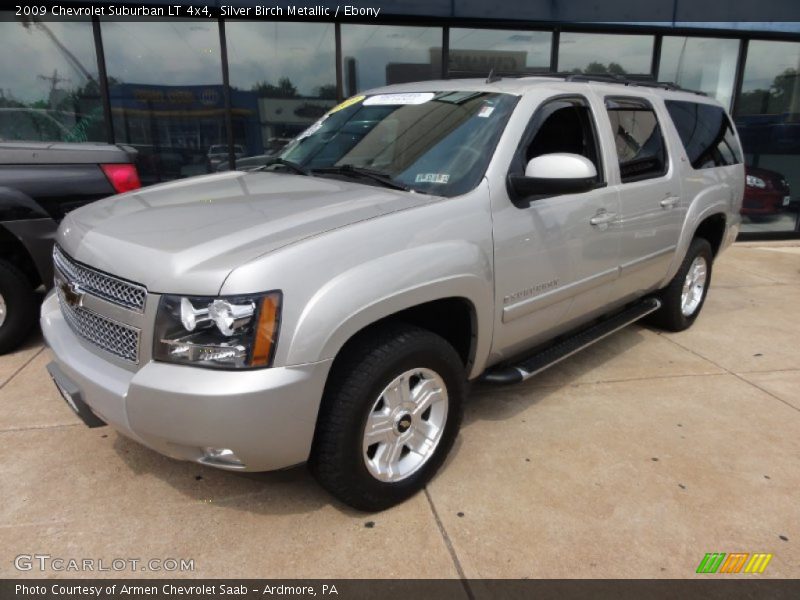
582, 62, 627, 76
251, 77, 298, 99
736, 68, 799, 115
316, 84, 338, 100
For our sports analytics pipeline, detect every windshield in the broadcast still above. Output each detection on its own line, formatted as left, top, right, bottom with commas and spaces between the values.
278, 91, 517, 196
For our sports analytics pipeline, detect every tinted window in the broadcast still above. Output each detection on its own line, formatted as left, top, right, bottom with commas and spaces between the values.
280, 92, 517, 197
658, 37, 739, 109
605, 98, 667, 182
665, 101, 741, 169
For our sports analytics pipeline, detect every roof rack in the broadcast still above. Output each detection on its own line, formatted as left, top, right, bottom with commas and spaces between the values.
483, 71, 706, 96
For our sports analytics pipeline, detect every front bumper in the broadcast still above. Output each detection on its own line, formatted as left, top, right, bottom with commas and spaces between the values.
40, 292, 332, 471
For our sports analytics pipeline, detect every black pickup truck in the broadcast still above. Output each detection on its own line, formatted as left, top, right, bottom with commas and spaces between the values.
0, 142, 140, 353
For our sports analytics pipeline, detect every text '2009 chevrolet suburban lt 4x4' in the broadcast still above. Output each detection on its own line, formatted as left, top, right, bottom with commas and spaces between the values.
41, 75, 744, 511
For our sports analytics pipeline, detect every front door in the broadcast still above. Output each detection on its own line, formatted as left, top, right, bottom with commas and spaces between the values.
490, 95, 622, 361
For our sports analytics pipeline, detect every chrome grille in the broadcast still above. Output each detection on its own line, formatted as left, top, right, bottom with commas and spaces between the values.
53, 245, 147, 312
56, 284, 140, 363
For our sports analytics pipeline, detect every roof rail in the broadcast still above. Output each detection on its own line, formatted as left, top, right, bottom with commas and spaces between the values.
517, 71, 707, 96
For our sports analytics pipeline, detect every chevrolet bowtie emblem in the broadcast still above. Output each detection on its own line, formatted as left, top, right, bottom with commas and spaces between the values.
60, 279, 85, 308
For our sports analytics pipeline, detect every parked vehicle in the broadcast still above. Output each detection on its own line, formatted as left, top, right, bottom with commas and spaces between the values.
41, 76, 743, 510
741, 165, 791, 220
0, 142, 140, 353
206, 144, 245, 172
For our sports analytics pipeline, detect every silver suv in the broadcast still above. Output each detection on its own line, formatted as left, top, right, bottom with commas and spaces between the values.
41, 76, 744, 510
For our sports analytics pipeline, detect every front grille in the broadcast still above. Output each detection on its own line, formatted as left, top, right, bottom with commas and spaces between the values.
56, 284, 140, 363
53, 245, 147, 312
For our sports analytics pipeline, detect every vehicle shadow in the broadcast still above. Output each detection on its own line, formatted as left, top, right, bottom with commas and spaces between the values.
109, 325, 649, 514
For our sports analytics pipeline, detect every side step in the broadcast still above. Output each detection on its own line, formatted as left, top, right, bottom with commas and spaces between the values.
481, 297, 662, 385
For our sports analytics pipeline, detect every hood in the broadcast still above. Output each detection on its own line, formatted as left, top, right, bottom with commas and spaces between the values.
57, 170, 432, 294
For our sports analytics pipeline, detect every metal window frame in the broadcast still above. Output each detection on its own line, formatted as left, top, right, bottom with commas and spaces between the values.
89, 16, 800, 238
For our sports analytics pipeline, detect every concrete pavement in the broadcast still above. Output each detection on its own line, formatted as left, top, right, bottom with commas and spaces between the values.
1, 243, 798, 579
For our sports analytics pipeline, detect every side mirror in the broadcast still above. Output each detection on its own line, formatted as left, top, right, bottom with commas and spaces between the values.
508, 153, 599, 201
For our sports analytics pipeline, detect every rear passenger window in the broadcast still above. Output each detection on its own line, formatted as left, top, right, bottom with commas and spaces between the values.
605, 97, 667, 183
665, 100, 742, 169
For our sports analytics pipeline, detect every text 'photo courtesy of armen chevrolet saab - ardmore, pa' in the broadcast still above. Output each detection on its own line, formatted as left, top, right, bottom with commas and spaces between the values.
1, 0, 799, 597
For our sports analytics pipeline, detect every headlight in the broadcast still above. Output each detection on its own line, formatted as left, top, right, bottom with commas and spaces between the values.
746, 175, 766, 189
154, 291, 281, 369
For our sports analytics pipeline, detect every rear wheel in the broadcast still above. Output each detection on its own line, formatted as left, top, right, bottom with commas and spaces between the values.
647, 237, 713, 332
309, 323, 466, 511
0, 259, 38, 354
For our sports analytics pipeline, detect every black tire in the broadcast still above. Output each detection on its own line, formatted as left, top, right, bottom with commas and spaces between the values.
309, 323, 466, 511
0, 259, 38, 354
647, 237, 713, 332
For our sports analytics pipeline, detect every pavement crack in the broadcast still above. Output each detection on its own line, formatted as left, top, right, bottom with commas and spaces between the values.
423, 487, 474, 600
660, 334, 800, 415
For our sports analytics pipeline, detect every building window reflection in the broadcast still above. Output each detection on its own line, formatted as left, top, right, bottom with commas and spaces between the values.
225, 21, 337, 165
658, 36, 739, 110
559, 32, 654, 76
448, 28, 552, 76
341, 25, 442, 95
100, 20, 224, 184
0, 17, 106, 143
734, 40, 800, 233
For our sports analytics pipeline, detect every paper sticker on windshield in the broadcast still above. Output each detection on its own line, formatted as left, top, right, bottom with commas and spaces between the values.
364, 92, 435, 106
296, 116, 327, 140
415, 173, 450, 184
328, 95, 365, 114
477, 105, 495, 118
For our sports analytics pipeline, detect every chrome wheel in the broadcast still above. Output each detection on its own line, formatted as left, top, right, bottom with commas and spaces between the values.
681, 256, 708, 317
362, 368, 448, 483
0, 293, 6, 327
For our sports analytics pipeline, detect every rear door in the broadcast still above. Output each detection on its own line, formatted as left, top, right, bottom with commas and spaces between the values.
490, 94, 622, 360
598, 96, 684, 301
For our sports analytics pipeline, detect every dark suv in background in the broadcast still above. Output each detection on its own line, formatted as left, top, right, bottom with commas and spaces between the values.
0, 142, 140, 353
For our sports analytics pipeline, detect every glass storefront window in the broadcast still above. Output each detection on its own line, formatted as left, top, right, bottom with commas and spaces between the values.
734, 40, 800, 234
448, 28, 552, 76
225, 22, 336, 162
658, 37, 739, 110
558, 32, 654, 76
0, 18, 106, 143
100, 20, 224, 184
341, 25, 442, 95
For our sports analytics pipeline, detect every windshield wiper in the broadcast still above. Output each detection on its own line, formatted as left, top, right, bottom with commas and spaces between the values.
312, 164, 410, 192
257, 158, 310, 176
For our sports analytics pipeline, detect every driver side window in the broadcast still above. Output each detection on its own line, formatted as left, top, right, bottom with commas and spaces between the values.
516, 97, 604, 182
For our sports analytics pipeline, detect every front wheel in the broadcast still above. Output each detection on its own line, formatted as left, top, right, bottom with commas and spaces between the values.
309, 324, 466, 511
647, 237, 713, 332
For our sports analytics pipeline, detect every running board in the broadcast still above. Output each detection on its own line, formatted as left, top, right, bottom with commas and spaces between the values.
481, 297, 662, 385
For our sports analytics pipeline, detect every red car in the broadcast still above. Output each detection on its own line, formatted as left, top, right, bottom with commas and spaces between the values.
741, 166, 791, 219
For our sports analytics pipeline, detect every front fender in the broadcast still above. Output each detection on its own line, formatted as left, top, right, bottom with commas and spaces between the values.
286, 241, 493, 379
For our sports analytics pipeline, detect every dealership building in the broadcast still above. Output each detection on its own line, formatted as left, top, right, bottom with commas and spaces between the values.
1, 1, 799, 238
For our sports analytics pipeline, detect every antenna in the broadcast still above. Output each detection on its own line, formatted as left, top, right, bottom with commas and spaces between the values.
486, 68, 502, 84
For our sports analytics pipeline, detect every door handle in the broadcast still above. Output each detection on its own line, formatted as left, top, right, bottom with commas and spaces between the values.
660, 196, 679, 208
590, 210, 617, 227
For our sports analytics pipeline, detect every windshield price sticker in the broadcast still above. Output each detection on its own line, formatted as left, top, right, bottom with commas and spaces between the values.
364, 93, 435, 106
415, 173, 450, 184
296, 117, 327, 140
328, 95, 365, 114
